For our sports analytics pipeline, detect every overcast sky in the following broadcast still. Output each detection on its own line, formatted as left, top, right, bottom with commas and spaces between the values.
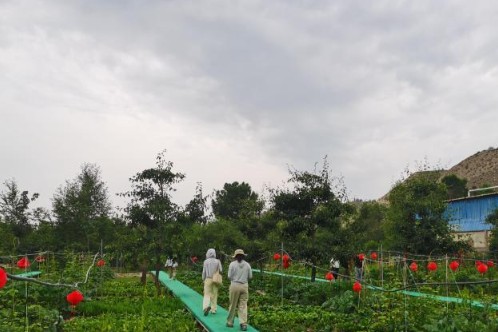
1, 1, 497, 212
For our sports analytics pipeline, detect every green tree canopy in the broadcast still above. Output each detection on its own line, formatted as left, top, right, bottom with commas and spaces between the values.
120, 150, 185, 285
486, 208, 498, 251
211, 181, 264, 220
0, 179, 39, 250
268, 157, 348, 280
52, 163, 112, 251
384, 172, 461, 255
441, 174, 468, 200
179, 182, 208, 225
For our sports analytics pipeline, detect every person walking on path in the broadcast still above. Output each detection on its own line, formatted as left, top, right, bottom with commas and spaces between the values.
329, 256, 340, 281
170, 257, 179, 280
226, 249, 252, 331
202, 248, 223, 316
354, 254, 365, 282
164, 256, 173, 278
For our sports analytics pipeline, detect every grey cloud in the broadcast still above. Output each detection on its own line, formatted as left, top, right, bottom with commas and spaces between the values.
2, 0, 498, 204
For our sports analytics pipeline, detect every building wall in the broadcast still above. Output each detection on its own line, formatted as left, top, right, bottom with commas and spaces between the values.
452, 230, 490, 251
446, 193, 498, 232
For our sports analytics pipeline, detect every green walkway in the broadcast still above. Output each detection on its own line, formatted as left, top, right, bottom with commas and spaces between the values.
253, 269, 498, 310
13, 271, 42, 278
151, 271, 258, 332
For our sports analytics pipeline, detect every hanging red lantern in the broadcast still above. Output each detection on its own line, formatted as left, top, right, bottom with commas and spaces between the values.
370, 252, 378, 260
282, 254, 290, 262
427, 262, 437, 272
358, 253, 365, 261
273, 253, 281, 261
66, 290, 84, 306
35, 255, 45, 263
283, 261, 290, 269
449, 260, 459, 272
352, 282, 362, 293
17, 257, 30, 269
96, 259, 105, 267
477, 263, 488, 274
409, 262, 418, 272
325, 272, 334, 281
487, 260, 494, 267
0, 268, 7, 289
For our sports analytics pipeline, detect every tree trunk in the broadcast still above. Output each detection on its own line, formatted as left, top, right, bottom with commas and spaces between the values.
140, 258, 148, 284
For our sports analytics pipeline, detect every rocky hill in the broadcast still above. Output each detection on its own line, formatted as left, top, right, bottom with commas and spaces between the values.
443, 147, 498, 190
380, 147, 498, 202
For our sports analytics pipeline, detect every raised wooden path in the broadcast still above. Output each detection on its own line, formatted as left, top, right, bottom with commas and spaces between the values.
151, 271, 258, 332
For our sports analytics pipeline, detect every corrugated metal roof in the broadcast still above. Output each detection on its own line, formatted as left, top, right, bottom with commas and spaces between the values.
446, 194, 498, 232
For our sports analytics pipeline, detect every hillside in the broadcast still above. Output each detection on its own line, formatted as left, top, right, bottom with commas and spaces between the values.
380, 147, 498, 202
443, 147, 498, 189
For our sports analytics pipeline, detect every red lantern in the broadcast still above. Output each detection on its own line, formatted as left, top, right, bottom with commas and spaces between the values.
487, 260, 494, 267
325, 272, 334, 281
96, 259, 105, 267
282, 254, 290, 262
477, 263, 488, 274
358, 253, 365, 261
283, 261, 290, 269
66, 290, 84, 306
0, 268, 7, 289
352, 282, 362, 293
17, 257, 30, 269
273, 253, 281, 261
409, 262, 418, 272
449, 260, 459, 272
35, 255, 45, 263
427, 262, 437, 272
370, 252, 378, 260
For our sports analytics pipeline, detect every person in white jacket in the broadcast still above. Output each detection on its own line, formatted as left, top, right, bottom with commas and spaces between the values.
226, 249, 252, 331
202, 248, 222, 316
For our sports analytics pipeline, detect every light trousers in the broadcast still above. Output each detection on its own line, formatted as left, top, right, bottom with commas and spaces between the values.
203, 278, 219, 312
227, 283, 249, 325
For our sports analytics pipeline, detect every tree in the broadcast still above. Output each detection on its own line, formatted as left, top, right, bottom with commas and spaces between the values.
268, 157, 347, 281
486, 208, 498, 251
120, 150, 185, 286
180, 182, 208, 225
349, 200, 386, 249
211, 182, 264, 220
0, 179, 39, 249
441, 174, 468, 199
52, 163, 112, 251
384, 172, 462, 255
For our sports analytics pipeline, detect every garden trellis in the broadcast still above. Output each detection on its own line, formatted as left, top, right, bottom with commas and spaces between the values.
0, 251, 110, 331
244, 245, 498, 313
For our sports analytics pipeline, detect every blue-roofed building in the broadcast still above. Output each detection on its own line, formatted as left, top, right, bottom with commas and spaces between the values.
445, 193, 498, 251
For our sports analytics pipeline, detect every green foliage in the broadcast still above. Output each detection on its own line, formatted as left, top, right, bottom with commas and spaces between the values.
385, 172, 462, 254
211, 181, 264, 220
120, 150, 186, 281
64, 277, 196, 331
0, 179, 39, 249
441, 174, 468, 199
322, 289, 358, 313
486, 208, 498, 251
179, 182, 208, 225
269, 158, 347, 264
349, 200, 386, 250
52, 163, 112, 252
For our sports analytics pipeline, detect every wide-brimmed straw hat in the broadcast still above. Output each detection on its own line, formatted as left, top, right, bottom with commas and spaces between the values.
232, 249, 247, 258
